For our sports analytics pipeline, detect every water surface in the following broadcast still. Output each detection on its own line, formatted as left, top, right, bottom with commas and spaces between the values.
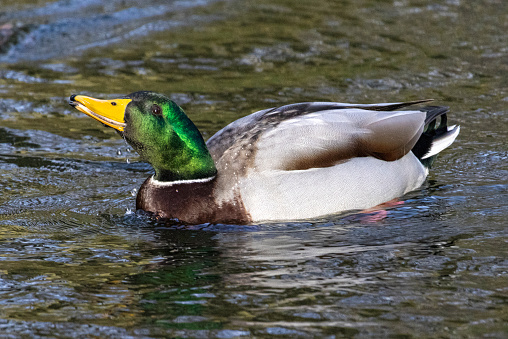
0, 0, 507, 337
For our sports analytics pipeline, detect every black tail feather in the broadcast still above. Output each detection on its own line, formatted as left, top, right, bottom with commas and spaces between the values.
412, 106, 456, 168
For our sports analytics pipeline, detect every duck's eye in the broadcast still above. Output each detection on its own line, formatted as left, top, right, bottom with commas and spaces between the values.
151, 104, 162, 116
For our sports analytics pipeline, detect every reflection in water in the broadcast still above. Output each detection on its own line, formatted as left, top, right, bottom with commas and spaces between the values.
129, 229, 224, 332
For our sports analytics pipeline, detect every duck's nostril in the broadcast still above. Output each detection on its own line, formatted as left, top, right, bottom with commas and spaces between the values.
70, 94, 77, 101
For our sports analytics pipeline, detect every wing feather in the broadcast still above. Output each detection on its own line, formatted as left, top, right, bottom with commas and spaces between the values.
254, 109, 426, 171
206, 100, 430, 174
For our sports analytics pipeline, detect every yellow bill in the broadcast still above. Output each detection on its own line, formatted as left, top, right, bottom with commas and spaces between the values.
69, 94, 132, 131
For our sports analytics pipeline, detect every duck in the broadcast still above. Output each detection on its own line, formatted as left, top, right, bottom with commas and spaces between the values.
69, 91, 459, 224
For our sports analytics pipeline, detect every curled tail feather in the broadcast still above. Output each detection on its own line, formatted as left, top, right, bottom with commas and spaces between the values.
412, 106, 460, 168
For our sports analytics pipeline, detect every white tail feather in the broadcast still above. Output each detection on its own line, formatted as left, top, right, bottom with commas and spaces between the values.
422, 125, 460, 159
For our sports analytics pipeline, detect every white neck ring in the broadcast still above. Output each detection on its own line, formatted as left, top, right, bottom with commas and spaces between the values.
149, 175, 216, 187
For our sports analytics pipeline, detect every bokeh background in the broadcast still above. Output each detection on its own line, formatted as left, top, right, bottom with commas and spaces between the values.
0, 0, 506, 337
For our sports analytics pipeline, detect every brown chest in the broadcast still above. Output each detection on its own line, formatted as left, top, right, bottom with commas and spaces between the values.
136, 177, 250, 224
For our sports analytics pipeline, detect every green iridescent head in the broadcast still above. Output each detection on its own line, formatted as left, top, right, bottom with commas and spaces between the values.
70, 91, 217, 181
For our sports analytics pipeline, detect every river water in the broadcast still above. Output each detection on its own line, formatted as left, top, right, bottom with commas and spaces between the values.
0, 0, 507, 337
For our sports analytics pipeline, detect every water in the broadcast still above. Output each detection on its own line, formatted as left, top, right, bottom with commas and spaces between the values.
0, 0, 507, 337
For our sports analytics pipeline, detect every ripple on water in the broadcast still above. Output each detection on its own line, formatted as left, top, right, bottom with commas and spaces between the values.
0, 0, 223, 62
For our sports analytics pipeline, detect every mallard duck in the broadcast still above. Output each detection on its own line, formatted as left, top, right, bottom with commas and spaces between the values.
69, 91, 459, 224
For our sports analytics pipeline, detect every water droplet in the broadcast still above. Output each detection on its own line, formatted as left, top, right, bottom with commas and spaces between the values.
117, 149, 122, 156
130, 188, 138, 196
126, 158, 130, 164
